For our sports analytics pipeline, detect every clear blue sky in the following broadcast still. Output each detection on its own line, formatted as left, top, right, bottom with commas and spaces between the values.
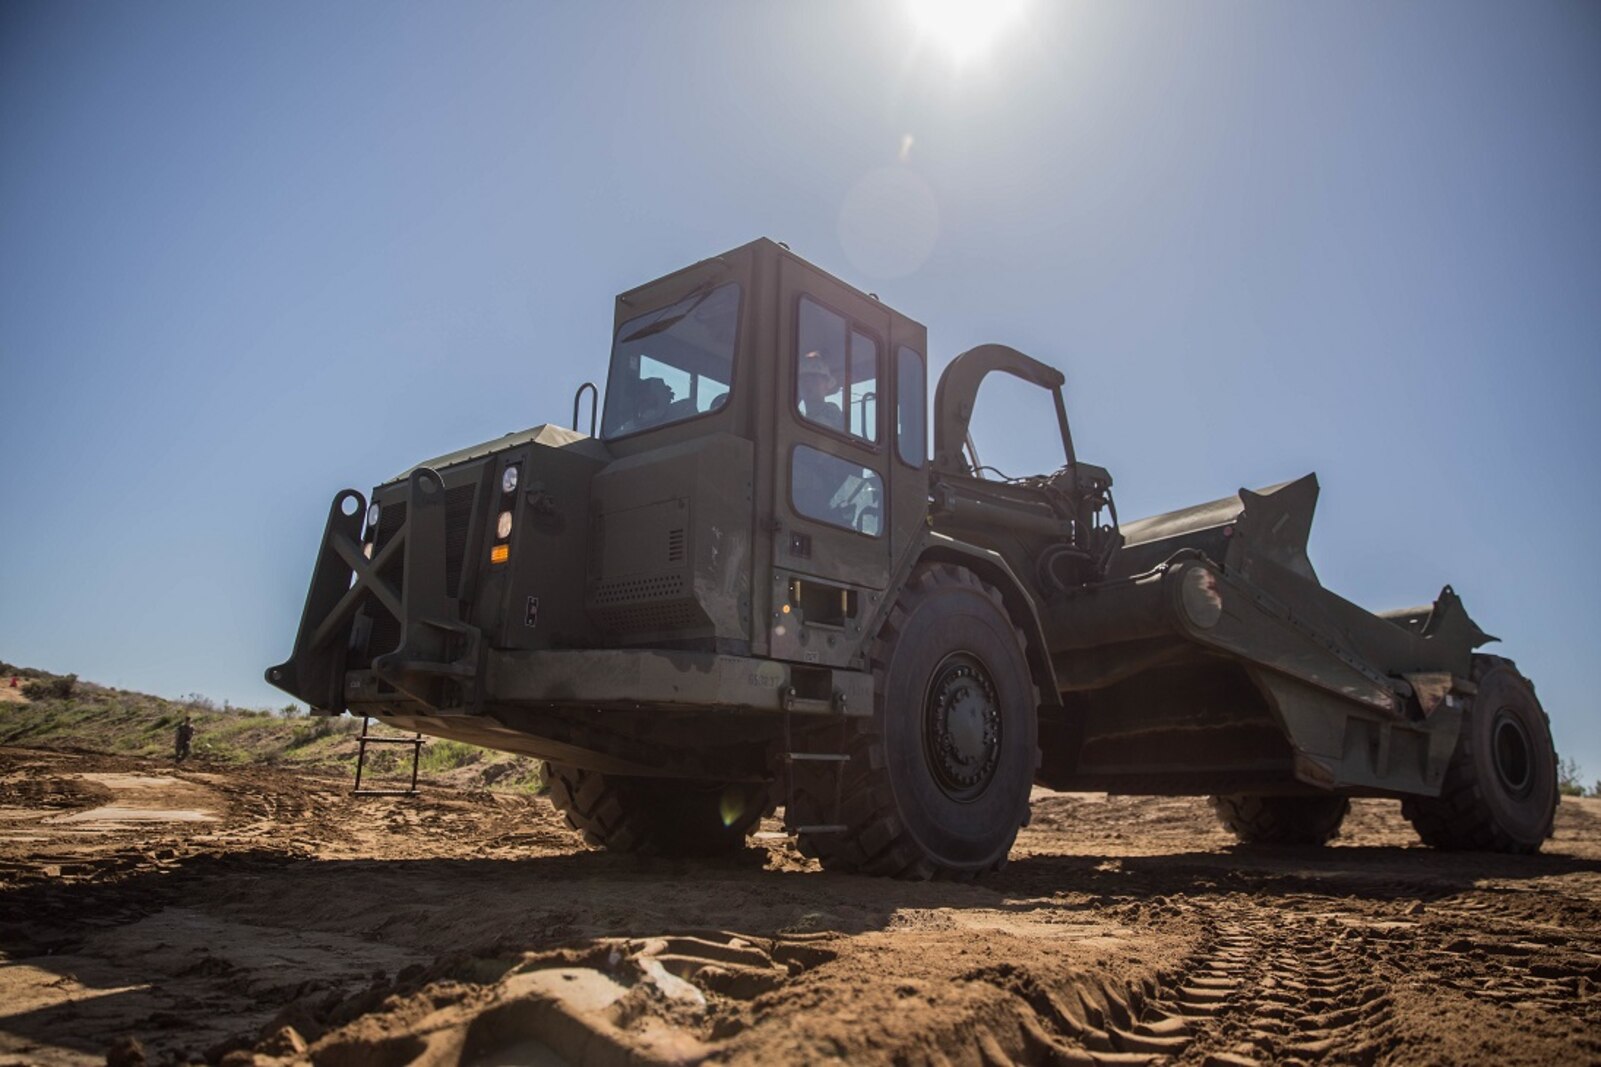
2, 2, 1597, 778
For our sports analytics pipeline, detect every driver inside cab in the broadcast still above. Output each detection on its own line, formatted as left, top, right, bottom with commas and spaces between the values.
797, 351, 844, 431
616, 376, 674, 435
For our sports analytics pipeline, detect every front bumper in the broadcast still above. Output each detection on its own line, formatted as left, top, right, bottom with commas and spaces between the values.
269, 472, 872, 721
344, 648, 873, 718
266, 467, 481, 714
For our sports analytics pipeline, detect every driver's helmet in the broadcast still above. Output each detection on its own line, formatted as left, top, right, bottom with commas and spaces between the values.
798, 351, 837, 392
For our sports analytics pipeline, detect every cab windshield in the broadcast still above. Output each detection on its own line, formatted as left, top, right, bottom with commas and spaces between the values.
601, 282, 740, 439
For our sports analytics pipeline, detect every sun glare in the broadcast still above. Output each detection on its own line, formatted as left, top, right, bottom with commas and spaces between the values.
906, 0, 1028, 65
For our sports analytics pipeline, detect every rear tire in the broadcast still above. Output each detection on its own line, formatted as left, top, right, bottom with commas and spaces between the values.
790, 564, 1039, 880
1402, 656, 1557, 853
1210, 793, 1350, 845
543, 763, 770, 856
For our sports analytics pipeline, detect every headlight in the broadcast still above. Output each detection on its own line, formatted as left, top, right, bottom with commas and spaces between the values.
366, 502, 381, 529
502, 465, 519, 494
497, 511, 513, 539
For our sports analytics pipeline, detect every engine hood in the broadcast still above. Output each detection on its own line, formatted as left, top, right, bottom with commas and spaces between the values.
382, 423, 611, 486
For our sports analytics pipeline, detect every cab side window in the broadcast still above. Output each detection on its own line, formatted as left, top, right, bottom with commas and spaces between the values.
791, 445, 884, 536
896, 346, 926, 467
796, 297, 879, 443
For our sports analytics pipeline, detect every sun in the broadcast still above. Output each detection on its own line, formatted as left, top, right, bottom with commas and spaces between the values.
905, 0, 1029, 65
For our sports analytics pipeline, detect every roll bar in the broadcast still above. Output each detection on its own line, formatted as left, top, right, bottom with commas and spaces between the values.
932, 344, 1075, 475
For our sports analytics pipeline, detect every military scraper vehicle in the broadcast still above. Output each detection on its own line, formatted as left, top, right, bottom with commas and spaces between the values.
268, 238, 1558, 878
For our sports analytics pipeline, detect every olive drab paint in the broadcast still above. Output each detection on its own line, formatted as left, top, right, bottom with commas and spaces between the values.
268, 238, 1558, 875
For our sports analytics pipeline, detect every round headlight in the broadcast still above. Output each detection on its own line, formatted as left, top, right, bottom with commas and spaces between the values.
497, 511, 513, 539
501, 466, 519, 494
366, 503, 381, 529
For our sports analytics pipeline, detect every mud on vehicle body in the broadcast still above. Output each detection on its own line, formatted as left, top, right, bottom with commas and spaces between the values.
268, 238, 1557, 877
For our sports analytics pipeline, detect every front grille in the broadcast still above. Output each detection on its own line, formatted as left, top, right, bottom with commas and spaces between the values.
354, 501, 409, 667
350, 473, 482, 668
365, 606, 401, 664
443, 483, 477, 598
374, 502, 408, 577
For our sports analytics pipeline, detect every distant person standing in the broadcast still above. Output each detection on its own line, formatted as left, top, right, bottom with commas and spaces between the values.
174, 716, 195, 763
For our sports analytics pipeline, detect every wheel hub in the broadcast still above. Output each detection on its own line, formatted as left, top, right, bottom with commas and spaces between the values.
924, 654, 1002, 801
1491, 709, 1534, 799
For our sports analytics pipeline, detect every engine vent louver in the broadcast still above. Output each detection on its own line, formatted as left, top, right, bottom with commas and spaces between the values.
594, 574, 686, 604
592, 601, 703, 632
590, 498, 704, 636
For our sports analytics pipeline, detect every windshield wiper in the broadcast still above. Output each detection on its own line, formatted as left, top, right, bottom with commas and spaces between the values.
620, 285, 715, 344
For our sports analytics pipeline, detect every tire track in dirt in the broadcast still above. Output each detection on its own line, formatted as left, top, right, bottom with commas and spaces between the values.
950, 961, 1193, 1064
186, 887, 1601, 1067
1094, 902, 1395, 1066
1406, 890, 1601, 1022
1143, 886, 1601, 1065
246, 930, 844, 1065
1210, 913, 1395, 1064
8, 752, 1600, 1066
734, 895, 1404, 1066
207, 853, 1601, 1066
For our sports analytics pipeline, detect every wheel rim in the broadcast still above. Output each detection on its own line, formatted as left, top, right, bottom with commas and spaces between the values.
1491, 709, 1534, 799
923, 652, 1003, 802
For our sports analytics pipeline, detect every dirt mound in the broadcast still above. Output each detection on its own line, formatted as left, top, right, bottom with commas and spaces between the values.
1, 748, 1597, 1066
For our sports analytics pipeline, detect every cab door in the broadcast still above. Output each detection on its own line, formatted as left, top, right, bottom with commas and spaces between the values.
886, 319, 931, 567
768, 257, 894, 667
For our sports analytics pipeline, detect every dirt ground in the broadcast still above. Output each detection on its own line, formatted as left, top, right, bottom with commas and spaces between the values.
1, 747, 1597, 1066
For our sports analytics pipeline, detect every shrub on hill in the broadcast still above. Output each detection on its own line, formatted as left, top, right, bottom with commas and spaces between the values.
21, 673, 76, 700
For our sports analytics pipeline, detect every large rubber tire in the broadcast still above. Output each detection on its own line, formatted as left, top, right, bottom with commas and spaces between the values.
791, 564, 1039, 880
543, 763, 770, 857
1210, 793, 1350, 845
1402, 656, 1557, 853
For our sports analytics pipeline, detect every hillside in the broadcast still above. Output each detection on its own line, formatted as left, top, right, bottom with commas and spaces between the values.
0, 662, 543, 793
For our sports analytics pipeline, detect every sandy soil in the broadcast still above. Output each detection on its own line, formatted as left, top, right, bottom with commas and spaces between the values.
1, 748, 1597, 1066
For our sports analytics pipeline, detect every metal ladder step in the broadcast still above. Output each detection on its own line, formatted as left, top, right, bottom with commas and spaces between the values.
780, 704, 852, 836
352, 716, 425, 796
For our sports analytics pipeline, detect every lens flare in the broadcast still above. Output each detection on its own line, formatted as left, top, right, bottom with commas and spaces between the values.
906, 0, 1028, 64
838, 166, 940, 280
719, 786, 747, 829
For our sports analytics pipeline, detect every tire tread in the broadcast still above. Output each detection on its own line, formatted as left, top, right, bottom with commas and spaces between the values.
1401, 656, 1557, 854
792, 563, 1038, 880
1210, 793, 1350, 845
544, 762, 767, 856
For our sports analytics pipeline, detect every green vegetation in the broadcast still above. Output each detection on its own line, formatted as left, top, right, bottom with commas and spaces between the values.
1557, 756, 1588, 798
0, 661, 543, 792
419, 738, 481, 773
21, 673, 76, 700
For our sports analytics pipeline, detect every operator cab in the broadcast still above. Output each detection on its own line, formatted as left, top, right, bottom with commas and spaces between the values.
585, 238, 931, 666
